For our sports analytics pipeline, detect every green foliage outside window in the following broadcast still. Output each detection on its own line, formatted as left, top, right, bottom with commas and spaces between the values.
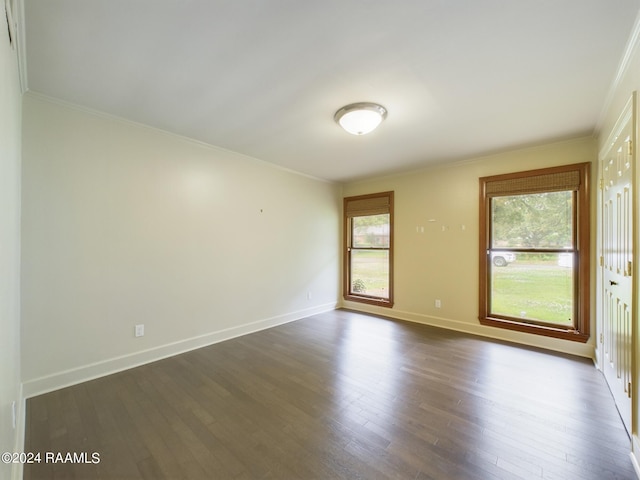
492, 192, 572, 248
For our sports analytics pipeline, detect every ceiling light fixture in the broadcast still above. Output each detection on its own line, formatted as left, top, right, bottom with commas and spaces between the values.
334, 102, 387, 135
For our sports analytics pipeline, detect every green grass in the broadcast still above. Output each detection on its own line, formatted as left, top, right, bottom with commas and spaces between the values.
351, 250, 389, 298
350, 251, 574, 326
491, 262, 573, 325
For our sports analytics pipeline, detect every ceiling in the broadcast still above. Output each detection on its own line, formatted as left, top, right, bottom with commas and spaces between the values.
22, 0, 640, 183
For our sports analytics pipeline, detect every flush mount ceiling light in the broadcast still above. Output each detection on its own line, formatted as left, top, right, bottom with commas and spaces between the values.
334, 102, 387, 135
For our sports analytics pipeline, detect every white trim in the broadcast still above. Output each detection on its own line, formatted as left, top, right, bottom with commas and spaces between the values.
341, 302, 595, 358
4, 0, 28, 93
599, 94, 636, 160
596, 9, 640, 132
4, 0, 16, 50
10, 384, 24, 480
594, 345, 603, 370
22, 302, 337, 399
14, 0, 29, 93
15, 0, 27, 93
631, 435, 640, 479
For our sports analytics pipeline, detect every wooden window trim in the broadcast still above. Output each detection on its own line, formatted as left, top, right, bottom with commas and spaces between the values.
344, 191, 394, 307
478, 163, 590, 342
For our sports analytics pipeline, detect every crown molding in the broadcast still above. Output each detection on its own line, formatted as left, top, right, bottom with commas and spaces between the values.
598, 92, 635, 160
15, 0, 27, 92
5, 0, 28, 92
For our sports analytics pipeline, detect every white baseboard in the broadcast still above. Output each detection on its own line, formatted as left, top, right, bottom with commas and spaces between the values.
631, 435, 640, 479
22, 302, 337, 399
593, 346, 603, 370
11, 385, 25, 480
340, 302, 595, 358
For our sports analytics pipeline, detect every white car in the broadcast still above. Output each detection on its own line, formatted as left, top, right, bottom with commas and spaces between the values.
557, 252, 573, 267
491, 251, 516, 267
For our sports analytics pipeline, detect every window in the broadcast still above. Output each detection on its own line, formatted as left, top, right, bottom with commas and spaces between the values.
479, 163, 590, 342
344, 191, 394, 307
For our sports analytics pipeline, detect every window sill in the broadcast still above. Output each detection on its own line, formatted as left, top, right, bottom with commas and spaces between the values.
344, 294, 393, 308
480, 317, 589, 343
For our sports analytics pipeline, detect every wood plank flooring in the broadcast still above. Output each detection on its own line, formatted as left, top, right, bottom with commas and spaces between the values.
24, 309, 636, 479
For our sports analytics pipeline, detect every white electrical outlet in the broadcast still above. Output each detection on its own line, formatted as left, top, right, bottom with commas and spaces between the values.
135, 324, 145, 337
435, 299, 442, 308
307, 291, 312, 300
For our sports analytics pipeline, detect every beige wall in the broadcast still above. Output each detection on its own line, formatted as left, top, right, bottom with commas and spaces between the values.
342, 136, 597, 358
21, 94, 341, 396
0, 3, 23, 479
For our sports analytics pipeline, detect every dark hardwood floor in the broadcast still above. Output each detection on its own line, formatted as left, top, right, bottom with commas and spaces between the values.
24, 309, 635, 479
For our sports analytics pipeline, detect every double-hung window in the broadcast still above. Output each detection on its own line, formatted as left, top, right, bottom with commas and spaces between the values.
479, 163, 590, 342
344, 191, 394, 307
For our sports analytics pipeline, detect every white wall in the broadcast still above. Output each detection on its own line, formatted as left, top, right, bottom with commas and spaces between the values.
342, 136, 597, 358
0, 3, 23, 479
21, 94, 341, 396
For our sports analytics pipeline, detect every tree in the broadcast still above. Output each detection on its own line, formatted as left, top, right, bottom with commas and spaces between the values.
492, 191, 572, 248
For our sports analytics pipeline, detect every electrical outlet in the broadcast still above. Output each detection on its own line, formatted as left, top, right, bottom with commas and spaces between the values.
307, 291, 312, 300
135, 324, 144, 337
435, 299, 442, 308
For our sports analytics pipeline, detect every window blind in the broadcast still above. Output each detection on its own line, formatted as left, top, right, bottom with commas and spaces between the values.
344, 192, 393, 217
485, 169, 581, 196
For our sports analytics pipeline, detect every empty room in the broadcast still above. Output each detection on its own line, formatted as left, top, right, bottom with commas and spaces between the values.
3, 1, 640, 479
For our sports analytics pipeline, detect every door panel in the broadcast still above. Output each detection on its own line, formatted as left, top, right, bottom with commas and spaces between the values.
600, 96, 635, 434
